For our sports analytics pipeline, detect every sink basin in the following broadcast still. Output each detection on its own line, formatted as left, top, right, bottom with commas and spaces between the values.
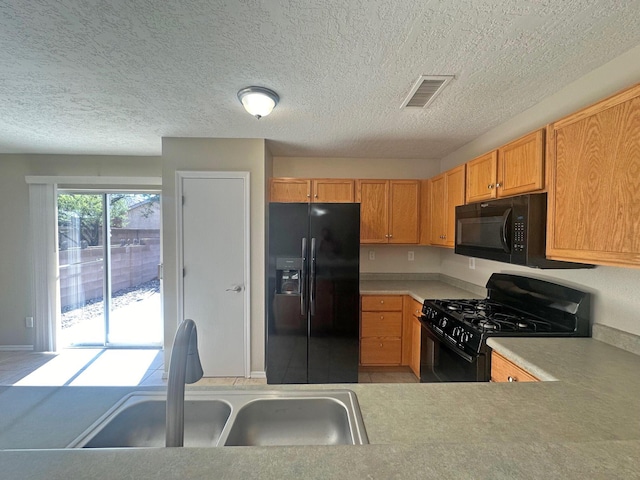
79, 399, 231, 448
224, 398, 353, 446
68, 390, 368, 448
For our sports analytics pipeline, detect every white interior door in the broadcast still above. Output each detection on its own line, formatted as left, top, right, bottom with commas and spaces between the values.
178, 172, 250, 377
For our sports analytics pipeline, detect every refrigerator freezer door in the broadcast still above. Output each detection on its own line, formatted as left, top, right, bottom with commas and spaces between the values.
267, 204, 309, 384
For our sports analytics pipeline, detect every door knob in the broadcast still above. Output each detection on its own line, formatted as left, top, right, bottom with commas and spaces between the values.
226, 285, 243, 293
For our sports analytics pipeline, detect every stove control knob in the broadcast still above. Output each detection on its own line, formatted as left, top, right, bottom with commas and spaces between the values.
461, 332, 471, 343
452, 326, 462, 338
439, 318, 448, 329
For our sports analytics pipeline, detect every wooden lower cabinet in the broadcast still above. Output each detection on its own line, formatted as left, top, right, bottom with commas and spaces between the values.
360, 337, 402, 365
360, 295, 403, 366
490, 351, 539, 383
408, 298, 422, 378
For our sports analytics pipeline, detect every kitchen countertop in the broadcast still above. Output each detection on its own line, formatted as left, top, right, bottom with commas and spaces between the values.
2, 279, 640, 478
359, 278, 485, 302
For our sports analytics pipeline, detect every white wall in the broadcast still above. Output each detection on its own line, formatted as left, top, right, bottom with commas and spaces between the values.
439, 43, 640, 336
273, 156, 440, 179
360, 246, 441, 274
0, 154, 161, 347
161, 138, 267, 374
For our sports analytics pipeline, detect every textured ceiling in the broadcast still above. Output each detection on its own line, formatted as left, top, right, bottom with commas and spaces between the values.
2, 0, 640, 159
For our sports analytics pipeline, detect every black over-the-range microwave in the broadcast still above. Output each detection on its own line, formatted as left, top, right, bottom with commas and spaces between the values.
454, 193, 593, 269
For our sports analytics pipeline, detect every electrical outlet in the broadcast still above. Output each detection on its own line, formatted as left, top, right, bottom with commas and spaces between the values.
469, 257, 476, 270
408, 251, 415, 261
368, 250, 375, 261
25, 316, 34, 328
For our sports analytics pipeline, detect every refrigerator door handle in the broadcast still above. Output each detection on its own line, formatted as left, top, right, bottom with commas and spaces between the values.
310, 237, 316, 315
301, 237, 307, 315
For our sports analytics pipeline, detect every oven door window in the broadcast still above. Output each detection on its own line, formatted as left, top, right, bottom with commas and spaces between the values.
421, 327, 485, 382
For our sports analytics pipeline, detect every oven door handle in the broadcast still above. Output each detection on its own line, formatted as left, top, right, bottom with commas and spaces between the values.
421, 320, 476, 363
500, 208, 512, 254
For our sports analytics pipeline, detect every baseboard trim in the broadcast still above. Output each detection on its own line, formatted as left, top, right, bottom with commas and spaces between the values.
250, 371, 266, 379
0, 345, 34, 351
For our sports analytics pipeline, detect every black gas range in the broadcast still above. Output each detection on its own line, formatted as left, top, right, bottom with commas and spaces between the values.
419, 273, 591, 382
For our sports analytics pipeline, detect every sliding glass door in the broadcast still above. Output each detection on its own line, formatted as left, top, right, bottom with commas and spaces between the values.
57, 192, 162, 347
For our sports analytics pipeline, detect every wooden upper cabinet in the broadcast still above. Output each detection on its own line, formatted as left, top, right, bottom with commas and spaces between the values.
498, 129, 545, 198
270, 178, 311, 202
466, 151, 498, 203
357, 180, 389, 243
429, 174, 447, 246
270, 178, 354, 203
357, 180, 420, 244
389, 181, 420, 244
312, 179, 355, 202
429, 165, 465, 247
547, 82, 640, 267
464, 130, 545, 204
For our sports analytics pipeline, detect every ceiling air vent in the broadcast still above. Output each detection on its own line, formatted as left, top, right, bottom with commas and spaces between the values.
401, 75, 454, 109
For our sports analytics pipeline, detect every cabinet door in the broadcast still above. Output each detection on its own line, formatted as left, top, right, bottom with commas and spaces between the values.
498, 129, 545, 198
547, 84, 640, 267
270, 178, 311, 202
428, 174, 447, 246
444, 165, 466, 247
466, 151, 498, 203
388, 180, 420, 244
312, 179, 355, 203
410, 315, 421, 378
357, 180, 389, 243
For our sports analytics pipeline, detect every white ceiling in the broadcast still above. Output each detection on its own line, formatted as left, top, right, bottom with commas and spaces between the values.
2, 1, 640, 159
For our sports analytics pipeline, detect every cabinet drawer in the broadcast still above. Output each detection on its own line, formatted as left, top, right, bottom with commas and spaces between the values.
361, 311, 402, 337
360, 337, 402, 365
361, 295, 403, 311
490, 351, 539, 383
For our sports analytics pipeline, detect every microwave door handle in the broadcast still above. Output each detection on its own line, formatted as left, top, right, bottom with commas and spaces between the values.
500, 208, 512, 253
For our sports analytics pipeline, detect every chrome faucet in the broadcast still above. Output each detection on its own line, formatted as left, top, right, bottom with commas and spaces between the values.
166, 318, 204, 447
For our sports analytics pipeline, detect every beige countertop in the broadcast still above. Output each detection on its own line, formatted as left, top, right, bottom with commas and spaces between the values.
2, 280, 640, 478
359, 278, 485, 302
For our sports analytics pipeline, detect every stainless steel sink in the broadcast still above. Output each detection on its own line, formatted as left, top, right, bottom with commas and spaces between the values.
224, 398, 353, 446
67, 390, 368, 448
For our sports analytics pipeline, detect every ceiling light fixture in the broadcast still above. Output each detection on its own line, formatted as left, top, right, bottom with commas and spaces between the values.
237, 86, 279, 119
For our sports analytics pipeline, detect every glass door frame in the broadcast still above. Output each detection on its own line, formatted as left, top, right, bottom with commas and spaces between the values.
57, 188, 162, 348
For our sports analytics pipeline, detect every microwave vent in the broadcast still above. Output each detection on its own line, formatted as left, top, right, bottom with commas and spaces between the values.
401, 75, 454, 109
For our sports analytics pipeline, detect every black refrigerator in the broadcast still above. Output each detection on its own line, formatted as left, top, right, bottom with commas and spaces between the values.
266, 203, 360, 384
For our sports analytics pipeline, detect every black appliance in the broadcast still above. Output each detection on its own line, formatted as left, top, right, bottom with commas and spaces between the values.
419, 273, 591, 383
454, 193, 592, 269
266, 203, 360, 384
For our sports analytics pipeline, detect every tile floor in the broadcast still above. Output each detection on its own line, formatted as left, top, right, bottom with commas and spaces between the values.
0, 349, 418, 386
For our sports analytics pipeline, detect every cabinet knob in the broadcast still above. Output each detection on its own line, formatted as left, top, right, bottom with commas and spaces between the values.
380, 300, 384, 304
314, 194, 318, 198
507, 376, 516, 382
306, 194, 311, 198
496, 182, 502, 188
380, 315, 384, 320
379, 343, 383, 348
488, 184, 494, 189
389, 234, 393, 238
